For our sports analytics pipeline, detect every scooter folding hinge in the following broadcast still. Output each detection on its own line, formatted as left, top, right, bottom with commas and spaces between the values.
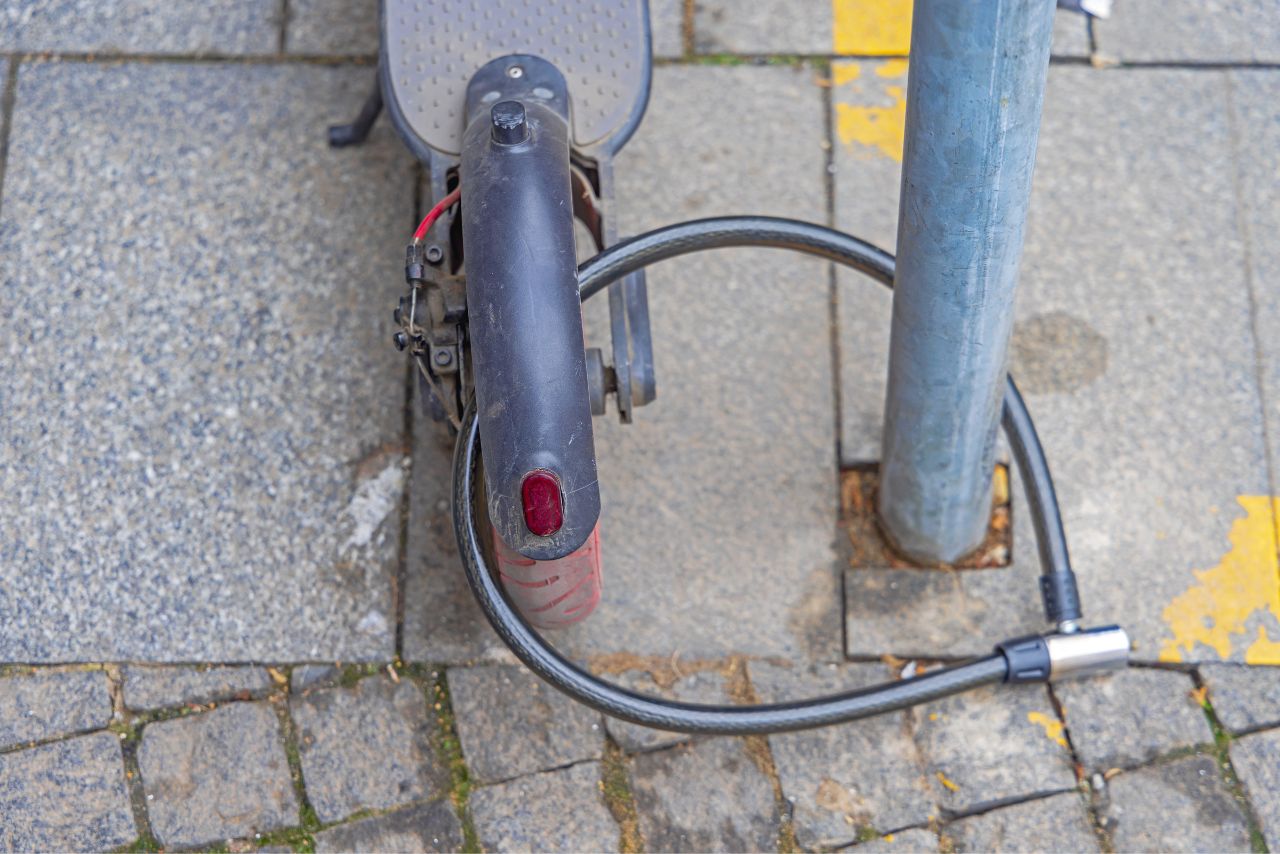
997, 625, 1129, 684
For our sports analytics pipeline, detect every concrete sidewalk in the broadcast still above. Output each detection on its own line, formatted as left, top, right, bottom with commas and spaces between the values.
1, 0, 1278, 851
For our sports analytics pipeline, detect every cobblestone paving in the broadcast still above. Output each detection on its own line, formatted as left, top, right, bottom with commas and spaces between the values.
2, 0, 1279, 851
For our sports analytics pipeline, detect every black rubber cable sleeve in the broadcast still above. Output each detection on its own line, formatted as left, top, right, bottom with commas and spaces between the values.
447, 214, 1081, 734
453, 403, 1010, 734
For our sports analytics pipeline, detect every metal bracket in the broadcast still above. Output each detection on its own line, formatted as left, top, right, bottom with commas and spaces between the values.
571, 153, 656, 423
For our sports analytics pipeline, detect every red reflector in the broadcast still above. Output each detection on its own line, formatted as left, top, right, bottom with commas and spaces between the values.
521, 470, 564, 537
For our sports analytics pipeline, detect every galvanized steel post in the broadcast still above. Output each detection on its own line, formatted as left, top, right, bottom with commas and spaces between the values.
878, 0, 1056, 564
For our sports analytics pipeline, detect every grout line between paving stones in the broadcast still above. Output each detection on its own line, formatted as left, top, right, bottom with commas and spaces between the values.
416, 665, 481, 852
278, 0, 290, 55
935, 784, 1082, 824
1047, 682, 1114, 851
116, 728, 161, 853
393, 361, 416, 662
393, 163, 427, 662
272, 693, 324, 843
1190, 667, 1271, 853
0, 58, 18, 218
599, 736, 644, 852
1221, 71, 1280, 582
0, 50, 375, 66
680, 0, 695, 58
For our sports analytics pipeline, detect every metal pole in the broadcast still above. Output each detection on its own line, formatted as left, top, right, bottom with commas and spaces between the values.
879, 0, 1056, 564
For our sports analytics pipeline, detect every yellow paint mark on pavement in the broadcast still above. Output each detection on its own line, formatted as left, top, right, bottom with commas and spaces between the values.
832, 63, 862, 86
833, 0, 913, 56
1160, 496, 1280, 664
834, 84, 906, 161
934, 771, 959, 792
875, 58, 910, 78
1027, 711, 1068, 749
832, 58, 908, 162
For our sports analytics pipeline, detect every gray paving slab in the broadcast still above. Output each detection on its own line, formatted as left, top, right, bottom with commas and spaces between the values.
1054, 667, 1213, 771
912, 683, 1075, 815
448, 665, 603, 784
0, 0, 281, 54
693, 0, 830, 55
468, 761, 621, 853
0, 61, 415, 662
286, 0, 378, 55
289, 675, 447, 823
122, 664, 273, 710
552, 63, 841, 665
631, 738, 781, 852
1014, 67, 1271, 664
0, 732, 137, 852
403, 416, 508, 664
1230, 728, 1280, 852
1200, 663, 1280, 733
138, 702, 298, 848
313, 799, 465, 853
942, 791, 1099, 854
1094, 0, 1280, 64
849, 827, 938, 851
0, 668, 112, 750
603, 666, 731, 754
1101, 754, 1252, 853
649, 0, 685, 58
752, 661, 932, 847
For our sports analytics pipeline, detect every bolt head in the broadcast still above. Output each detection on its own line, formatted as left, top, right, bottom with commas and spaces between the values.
433, 349, 453, 367
490, 101, 528, 145
393, 331, 409, 351
425, 245, 444, 265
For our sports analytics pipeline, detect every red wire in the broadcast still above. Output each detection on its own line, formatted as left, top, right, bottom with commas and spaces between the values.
413, 187, 461, 242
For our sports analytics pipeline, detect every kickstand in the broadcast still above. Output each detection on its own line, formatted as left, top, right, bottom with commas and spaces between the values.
328, 80, 384, 148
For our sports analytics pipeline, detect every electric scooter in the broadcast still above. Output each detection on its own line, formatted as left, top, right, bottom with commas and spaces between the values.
330, 0, 1128, 734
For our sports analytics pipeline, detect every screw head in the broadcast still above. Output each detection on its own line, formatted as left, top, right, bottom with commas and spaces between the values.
506, 65, 523, 79
424, 245, 444, 265
433, 349, 453, 367
393, 331, 409, 351
490, 101, 528, 145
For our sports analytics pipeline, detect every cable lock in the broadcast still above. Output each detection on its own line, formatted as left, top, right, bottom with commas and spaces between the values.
452, 216, 1128, 734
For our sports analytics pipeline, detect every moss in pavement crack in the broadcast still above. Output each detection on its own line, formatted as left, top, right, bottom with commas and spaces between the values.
599, 739, 644, 853
1194, 676, 1269, 854
406, 664, 480, 853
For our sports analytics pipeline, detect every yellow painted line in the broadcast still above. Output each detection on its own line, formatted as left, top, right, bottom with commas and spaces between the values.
1027, 711, 1069, 749
832, 59, 908, 162
1160, 496, 1280, 665
833, 0, 913, 56
934, 770, 959, 792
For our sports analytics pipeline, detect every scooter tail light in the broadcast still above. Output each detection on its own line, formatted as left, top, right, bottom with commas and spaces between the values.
521, 470, 564, 536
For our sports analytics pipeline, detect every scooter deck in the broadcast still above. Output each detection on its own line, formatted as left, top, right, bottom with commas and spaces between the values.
381, 0, 651, 157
